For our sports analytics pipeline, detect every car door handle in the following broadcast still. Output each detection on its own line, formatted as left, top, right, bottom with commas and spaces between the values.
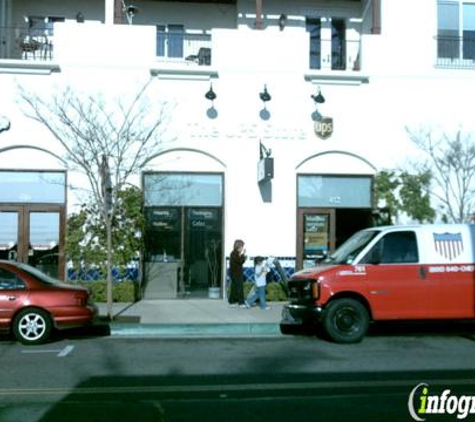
8, 296, 17, 301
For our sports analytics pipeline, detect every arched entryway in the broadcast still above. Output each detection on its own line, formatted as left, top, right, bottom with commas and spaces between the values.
142, 148, 226, 299
0, 147, 67, 280
295, 150, 377, 269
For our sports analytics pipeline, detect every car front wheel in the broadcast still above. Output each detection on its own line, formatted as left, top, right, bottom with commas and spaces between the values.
321, 298, 369, 344
13, 308, 52, 345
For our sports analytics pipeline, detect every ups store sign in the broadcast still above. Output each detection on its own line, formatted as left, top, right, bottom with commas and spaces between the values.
315, 117, 333, 140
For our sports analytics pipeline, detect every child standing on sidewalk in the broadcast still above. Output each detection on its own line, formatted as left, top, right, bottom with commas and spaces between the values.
246, 256, 270, 310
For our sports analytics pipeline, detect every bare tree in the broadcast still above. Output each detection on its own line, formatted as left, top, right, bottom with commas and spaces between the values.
406, 127, 475, 223
18, 80, 169, 319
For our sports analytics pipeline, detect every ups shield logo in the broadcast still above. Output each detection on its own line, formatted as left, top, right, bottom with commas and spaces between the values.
315, 117, 333, 140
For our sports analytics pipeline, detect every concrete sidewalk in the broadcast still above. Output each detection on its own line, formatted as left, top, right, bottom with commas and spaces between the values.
97, 299, 285, 337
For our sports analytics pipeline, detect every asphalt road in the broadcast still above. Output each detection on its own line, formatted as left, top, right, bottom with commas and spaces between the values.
1, 322, 475, 422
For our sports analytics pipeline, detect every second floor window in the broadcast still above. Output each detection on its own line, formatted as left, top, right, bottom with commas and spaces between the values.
306, 18, 321, 70
306, 18, 347, 70
156, 24, 184, 58
437, 0, 475, 61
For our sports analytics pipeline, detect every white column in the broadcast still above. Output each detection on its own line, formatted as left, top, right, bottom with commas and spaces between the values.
320, 17, 332, 70
105, 0, 115, 25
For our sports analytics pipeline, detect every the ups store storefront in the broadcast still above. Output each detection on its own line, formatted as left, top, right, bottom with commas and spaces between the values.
141, 170, 375, 299
0, 170, 66, 280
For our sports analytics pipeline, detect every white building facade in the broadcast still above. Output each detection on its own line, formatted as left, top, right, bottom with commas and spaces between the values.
0, 0, 474, 298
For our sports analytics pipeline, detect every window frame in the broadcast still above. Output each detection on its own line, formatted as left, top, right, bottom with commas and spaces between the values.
437, 0, 475, 61
360, 231, 419, 265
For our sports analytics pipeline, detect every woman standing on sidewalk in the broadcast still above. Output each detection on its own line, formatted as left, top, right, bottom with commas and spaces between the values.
228, 239, 247, 307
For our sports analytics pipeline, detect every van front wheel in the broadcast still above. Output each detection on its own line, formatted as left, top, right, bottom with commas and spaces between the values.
322, 298, 369, 343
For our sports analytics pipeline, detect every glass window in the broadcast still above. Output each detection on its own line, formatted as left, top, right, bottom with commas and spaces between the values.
437, 0, 475, 60
0, 268, 25, 290
0, 212, 18, 260
29, 213, 60, 250
332, 19, 346, 70
144, 207, 182, 261
156, 24, 184, 58
0, 171, 66, 204
168, 25, 184, 58
298, 175, 372, 208
156, 25, 166, 57
306, 18, 321, 70
144, 173, 223, 207
361, 231, 419, 264
463, 3, 475, 59
326, 229, 379, 265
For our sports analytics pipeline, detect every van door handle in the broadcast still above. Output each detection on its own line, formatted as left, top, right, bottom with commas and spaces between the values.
419, 267, 427, 279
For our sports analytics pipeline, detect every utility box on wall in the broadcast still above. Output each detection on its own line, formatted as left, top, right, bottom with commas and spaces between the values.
257, 157, 274, 183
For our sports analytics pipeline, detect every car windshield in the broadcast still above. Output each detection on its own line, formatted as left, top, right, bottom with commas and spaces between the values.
17, 262, 61, 286
324, 229, 380, 265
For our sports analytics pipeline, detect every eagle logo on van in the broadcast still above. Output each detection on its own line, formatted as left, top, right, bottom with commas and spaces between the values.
433, 232, 463, 260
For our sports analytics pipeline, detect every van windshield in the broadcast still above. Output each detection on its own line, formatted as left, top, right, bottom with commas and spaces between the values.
324, 229, 380, 265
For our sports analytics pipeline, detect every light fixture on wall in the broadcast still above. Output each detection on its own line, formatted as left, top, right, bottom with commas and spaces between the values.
122, 1, 139, 24
259, 84, 272, 120
205, 83, 217, 102
205, 83, 218, 119
0, 115, 10, 134
278, 14, 287, 31
259, 84, 272, 104
76, 12, 85, 23
311, 87, 325, 104
311, 87, 326, 122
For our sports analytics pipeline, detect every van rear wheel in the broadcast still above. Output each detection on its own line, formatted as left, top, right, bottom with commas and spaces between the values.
322, 298, 369, 343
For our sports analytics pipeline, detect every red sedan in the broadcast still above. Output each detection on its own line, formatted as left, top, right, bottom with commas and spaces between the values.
0, 260, 97, 345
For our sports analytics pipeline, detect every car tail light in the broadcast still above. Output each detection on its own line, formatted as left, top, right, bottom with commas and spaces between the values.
74, 292, 87, 307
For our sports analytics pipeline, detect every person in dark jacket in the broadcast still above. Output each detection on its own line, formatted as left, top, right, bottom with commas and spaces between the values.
228, 239, 247, 307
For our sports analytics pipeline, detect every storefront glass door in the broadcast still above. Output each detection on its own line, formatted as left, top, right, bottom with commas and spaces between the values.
0, 206, 64, 279
143, 172, 224, 299
144, 206, 222, 297
0, 210, 18, 261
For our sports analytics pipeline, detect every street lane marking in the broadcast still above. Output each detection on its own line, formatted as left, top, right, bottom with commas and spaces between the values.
21, 345, 75, 357
57, 345, 74, 357
1, 378, 475, 397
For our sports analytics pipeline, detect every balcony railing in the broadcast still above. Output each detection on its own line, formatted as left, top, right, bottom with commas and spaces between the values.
156, 32, 212, 66
309, 38, 361, 71
1, 24, 363, 74
0, 26, 55, 61
436, 35, 475, 69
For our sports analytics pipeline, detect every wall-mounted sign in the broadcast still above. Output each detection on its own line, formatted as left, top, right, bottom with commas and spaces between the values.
257, 157, 274, 183
315, 117, 333, 140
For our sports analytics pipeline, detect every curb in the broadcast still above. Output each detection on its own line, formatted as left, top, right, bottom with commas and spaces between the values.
110, 322, 281, 337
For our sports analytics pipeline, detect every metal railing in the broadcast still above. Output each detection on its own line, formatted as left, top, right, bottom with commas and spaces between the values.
0, 26, 54, 61
1, 26, 364, 73
155, 32, 212, 65
436, 35, 475, 69
308, 38, 362, 71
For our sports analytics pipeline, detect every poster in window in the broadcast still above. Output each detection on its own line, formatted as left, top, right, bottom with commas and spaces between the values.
304, 214, 329, 254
